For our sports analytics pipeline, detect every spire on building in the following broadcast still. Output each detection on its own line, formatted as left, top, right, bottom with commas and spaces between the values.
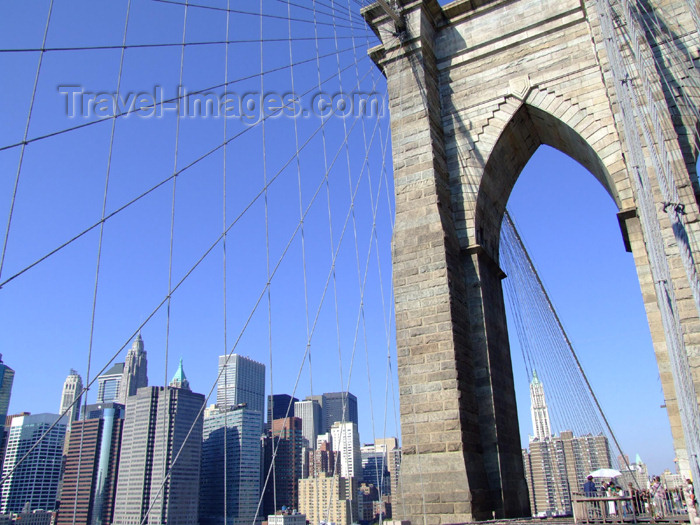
170, 358, 190, 391
529, 369, 552, 442
117, 333, 148, 403
59, 369, 83, 422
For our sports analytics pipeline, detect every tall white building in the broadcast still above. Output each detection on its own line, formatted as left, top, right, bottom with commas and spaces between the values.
529, 370, 552, 441
59, 369, 83, 422
0, 413, 67, 513
216, 354, 265, 413
330, 422, 361, 479
295, 398, 322, 449
117, 333, 148, 404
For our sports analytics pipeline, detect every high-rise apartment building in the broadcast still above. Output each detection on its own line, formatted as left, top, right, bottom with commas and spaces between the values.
96, 363, 124, 404
522, 373, 611, 516
113, 362, 204, 525
0, 355, 15, 423
200, 404, 263, 525
523, 431, 611, 516
60, 369, 83, 422
57, 403, 124, 525
530, 370, 552, 441
117, 333, 148, 404
330, 422, 361, 480
321, 392, 357, 434
262, 417, 303, 514
0, 413, 68, 513
298, 473, 357, 525
268, 394, 298, 425
294, 399, 321, 449
217, 354, 265, 413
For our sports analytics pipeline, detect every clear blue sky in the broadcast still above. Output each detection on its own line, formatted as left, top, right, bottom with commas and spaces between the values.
0, 0, 676, 478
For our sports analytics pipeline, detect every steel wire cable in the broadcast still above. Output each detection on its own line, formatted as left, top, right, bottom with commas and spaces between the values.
0, 46, 367, 290
0, 43, 364, 154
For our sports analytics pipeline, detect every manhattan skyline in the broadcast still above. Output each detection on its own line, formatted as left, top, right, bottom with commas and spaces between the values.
0, 0, 679, 480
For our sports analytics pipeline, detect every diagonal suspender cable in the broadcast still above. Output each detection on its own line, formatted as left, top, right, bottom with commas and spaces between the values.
73, 2, 134, 524
151, 0, 372, 32
0, 36, 365, 54
222, 0, 232, 521
287, 0, 313, 444
0, 45, 365, 290
164, 0, 189, 390
0, 0, 55, 282
0, 44, 360, 155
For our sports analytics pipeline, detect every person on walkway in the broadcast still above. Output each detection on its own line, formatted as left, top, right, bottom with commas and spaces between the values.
684, 478, 697, 524
651, 476, 667, 518
584, 475, 597, 496
584, 475, 599, 519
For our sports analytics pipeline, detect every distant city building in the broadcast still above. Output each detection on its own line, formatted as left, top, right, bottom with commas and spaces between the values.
523, 431, 612, 516
112, 361, 204, 525
59, 369, 83, 422
0, 356, 15, 477
375, 438, 401, 498
0, 355, 15, 423
0, 413, 68, 513
262, 418, 303, 515
360, 444, 390, 494
530, 370, 551, 441
307, 439, 336, 478
96, 363, 124, 404
57, 403, 124, 525
267, 512, 306, 525
116, 333, 148, 404
298, 473, 357, 525
268, 394, 298, 426
618, 454, 649, 489
321, 392, 357, 434
294, 399, 321, 449
522, 372, 612, 516
217, 355, 265, 414
330, 421, 361, 479
200, 404, 263, 525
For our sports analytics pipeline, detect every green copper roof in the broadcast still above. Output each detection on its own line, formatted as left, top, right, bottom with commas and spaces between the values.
172, 358, 186, 381
532, 369, 541, 384
170, 358, 190, 389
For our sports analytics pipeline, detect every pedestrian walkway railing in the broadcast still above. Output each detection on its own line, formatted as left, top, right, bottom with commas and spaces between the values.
572, 490, 692, 523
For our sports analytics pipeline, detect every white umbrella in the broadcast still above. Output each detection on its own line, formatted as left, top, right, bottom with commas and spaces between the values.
589, 468, 622, 478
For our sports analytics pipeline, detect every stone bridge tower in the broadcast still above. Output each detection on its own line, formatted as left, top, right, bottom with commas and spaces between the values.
362, 0, 700, 523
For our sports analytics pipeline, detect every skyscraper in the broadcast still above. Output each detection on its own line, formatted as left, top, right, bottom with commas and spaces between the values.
321, 392, 357, 434
0, 355, 15, 423
0, 413, 68, 513
60, 369, 83, 422
530, 370, 552, 441
199, 404, 263, 525
217, 354, 265, 413
330, 422, 361, 479
268, 394, 298, 425
294, 398, 321, 449
57, 403, 124, 525
117, 333, 148, 404
96, 363, 124, 404
262, 417, 303, 515
113, 361, 204, 525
